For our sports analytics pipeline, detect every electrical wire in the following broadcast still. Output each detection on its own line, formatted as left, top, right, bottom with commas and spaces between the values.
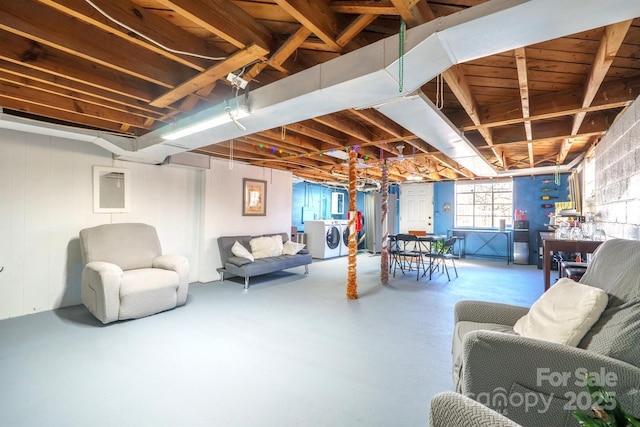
84, 0, 227, 61
435, 73, 444, 110
224, 84, 247, 131
398, 19, 405, 93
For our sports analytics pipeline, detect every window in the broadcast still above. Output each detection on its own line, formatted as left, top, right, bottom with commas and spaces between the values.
455, 179, 513, 228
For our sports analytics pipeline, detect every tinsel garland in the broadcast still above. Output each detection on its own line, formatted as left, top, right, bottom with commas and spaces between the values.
380, 162, 389, 284
346, 149, 358, 299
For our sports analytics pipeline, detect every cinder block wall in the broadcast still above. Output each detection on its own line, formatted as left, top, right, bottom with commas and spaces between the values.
594, 95, 640, 240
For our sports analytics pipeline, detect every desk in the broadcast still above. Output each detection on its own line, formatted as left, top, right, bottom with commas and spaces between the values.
541, 237, 603, 291
448, 229, 512, 264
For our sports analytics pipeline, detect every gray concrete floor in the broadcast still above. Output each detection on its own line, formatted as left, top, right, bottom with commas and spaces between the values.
0, 254, 544, 427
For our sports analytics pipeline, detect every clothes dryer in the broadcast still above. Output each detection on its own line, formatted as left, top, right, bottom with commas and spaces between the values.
338, 219, 350, 256
304, 220, 341, 259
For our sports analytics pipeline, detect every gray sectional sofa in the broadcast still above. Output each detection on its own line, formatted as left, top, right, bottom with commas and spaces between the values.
217, 232, 312, 289
452, 238, 640, 426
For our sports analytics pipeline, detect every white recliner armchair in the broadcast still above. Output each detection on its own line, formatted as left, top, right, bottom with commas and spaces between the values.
79, 223, 189, 324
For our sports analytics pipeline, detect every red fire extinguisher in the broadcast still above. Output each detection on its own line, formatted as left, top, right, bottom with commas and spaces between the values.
348, 210, 363, 232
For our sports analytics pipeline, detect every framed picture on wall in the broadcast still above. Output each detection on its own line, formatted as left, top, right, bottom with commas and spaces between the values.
243, 178, 267, 216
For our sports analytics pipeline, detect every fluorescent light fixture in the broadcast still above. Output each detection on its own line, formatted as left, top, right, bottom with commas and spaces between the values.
162, 103, 250, 141
325, 149, 350, 160
406, 173, 423, 181
341, 158, 372, 169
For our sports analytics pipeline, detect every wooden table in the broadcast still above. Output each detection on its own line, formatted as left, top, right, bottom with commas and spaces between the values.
541, 237, 604, 291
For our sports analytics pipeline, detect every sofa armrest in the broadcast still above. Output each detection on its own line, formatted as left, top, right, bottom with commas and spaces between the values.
454, 300, 529, 326
461, 330, 640, 424
81, 261, 123, 324
429, 391, 522, 427
153, 255, 189, 305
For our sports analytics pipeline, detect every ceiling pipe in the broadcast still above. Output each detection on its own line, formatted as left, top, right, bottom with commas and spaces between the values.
495, 153, 586, 178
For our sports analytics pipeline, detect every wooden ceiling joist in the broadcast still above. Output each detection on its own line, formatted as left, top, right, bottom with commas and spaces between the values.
150, 44, 269, 108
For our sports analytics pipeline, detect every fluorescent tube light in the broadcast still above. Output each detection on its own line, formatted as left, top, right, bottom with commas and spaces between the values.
325, 149, 349, 160
162, 104, 250, 141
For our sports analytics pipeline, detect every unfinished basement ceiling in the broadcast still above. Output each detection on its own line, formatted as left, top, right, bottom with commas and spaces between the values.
1, 1, 640, 184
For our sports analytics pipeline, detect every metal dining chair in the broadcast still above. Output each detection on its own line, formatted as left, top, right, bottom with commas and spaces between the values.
389, 235, 402, 273
432, 236, 458, 280
393, 233, 425, 280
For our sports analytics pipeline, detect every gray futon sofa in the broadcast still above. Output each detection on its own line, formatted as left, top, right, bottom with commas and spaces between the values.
217, 232, 312, 289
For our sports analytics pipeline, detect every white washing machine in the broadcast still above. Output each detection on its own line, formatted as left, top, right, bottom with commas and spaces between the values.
304, 220, 341, 259
338, 219, 350, 256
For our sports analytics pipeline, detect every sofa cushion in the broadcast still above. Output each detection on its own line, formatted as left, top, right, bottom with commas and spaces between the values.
119, 268, 179, 320
250, 235, 284, 259
227, 256, 253, 267
513, 278, 607, 347
232, 241, 254, 261
282, 240, 305, 255
80, 223, 162, 270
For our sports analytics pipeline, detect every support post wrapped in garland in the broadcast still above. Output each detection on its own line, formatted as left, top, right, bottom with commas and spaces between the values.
380, 162, 389, 284
347, 149, 358, 299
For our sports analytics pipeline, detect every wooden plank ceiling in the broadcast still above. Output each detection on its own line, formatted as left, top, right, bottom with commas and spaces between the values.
1, 1, 639, 184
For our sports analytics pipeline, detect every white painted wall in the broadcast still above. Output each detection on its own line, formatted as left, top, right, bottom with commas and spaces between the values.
198, 157, 293, 282
0, 128, 292, 320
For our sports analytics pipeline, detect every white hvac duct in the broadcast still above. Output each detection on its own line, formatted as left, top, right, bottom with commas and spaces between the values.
372, 91, 497, 176
0, 111, 149, 160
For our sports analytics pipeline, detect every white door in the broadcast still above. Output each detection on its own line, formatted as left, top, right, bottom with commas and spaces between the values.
400, 183, 434, 233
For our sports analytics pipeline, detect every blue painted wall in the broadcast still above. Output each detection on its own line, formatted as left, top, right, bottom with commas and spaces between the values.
431, 176, 569, 264
292, 182, 346, 232
293, 177, 569, 264
433, 181, 455, 235
292, 182, 399, 233
513, 173, 570, 264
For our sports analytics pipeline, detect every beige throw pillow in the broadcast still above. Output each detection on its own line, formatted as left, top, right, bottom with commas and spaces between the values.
250, 235, 284, 259
282, 240, 305, 255
513, 278, 608, 346
231, 241, 254, 261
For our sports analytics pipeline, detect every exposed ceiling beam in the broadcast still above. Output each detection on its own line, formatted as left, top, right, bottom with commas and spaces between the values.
150, 44, 269, 107
329, 1, 397, 15
37, 0, 222, 71
557, 19, 632, 164
154, 0, 273, 51
246, 26, 312, 82
514, 47, 534, 168
0, 1, 192, 88
463, 74, 640, 131
274, 0, 343, 52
